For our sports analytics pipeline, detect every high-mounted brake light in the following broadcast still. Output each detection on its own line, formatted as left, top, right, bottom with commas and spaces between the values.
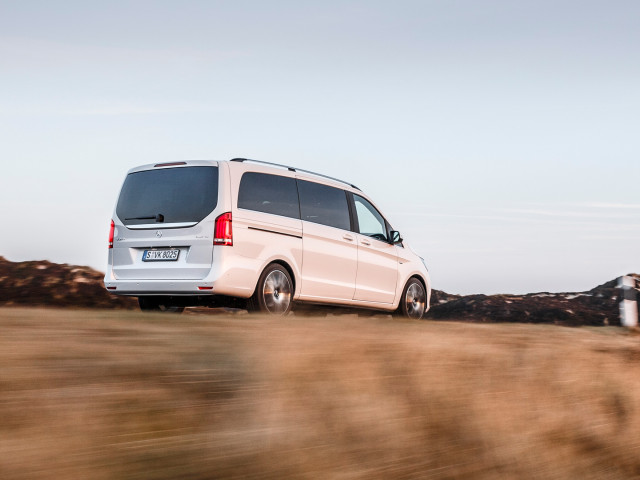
214, 212, 233, 246
108, 220, 115, 249
154, 162, 187, 167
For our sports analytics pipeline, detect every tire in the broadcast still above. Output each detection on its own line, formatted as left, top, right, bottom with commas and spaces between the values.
248, 264, 294, 315
399, 278, 426, 319
138, 296, 185, 314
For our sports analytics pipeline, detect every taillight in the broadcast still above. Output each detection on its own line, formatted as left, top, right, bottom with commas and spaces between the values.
214, 212, 233, 246
108, 220, 115, 249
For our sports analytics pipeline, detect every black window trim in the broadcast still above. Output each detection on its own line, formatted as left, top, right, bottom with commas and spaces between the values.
346, 191, 358, 233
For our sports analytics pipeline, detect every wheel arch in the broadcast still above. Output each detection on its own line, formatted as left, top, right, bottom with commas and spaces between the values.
254, 258, 298, 297
248, 259, 297, 315
272, 259, 297, 295
395, 273, 430, 311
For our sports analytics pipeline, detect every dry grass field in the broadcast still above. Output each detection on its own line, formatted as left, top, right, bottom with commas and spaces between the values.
2, 308, 640, 479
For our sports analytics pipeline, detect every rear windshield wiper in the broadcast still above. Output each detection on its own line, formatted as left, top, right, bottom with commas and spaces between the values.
125, 213, 165, 222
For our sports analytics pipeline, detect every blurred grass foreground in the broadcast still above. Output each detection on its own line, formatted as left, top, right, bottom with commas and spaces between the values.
2, 308, 640, 479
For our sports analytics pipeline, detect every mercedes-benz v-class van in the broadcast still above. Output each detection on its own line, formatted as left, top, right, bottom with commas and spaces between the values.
104, 158, 431, 318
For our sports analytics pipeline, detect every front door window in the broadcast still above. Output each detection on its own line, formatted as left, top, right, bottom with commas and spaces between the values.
354, 195, 387, 242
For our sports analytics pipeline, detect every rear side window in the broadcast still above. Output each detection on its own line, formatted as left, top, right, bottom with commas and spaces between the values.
237, 172, 300, 219
297, 180, 350, 230
116, 166, 219, 226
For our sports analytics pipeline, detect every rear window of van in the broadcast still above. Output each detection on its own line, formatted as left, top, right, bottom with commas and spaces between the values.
117, 166, 219, 226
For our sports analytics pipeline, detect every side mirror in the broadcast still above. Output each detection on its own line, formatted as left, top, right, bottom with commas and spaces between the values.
390, 230, 403, 245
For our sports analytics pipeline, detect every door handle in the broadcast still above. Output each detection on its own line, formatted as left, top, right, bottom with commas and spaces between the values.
361, 239, 371, 246
343, 234, 354, 241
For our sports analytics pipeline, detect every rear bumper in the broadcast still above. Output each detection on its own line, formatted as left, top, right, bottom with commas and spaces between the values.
104, 279, 221, 296
103, 260, 258, 298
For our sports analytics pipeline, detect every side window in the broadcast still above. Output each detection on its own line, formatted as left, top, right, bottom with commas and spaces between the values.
237, 172, 300, 219
354, 194, 388, 242
297, 180, 351, 230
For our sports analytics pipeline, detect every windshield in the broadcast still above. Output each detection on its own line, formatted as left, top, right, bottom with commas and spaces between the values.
116, 166, 219, 226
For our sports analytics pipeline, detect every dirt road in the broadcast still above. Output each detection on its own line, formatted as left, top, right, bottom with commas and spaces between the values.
1, 308, 640, 479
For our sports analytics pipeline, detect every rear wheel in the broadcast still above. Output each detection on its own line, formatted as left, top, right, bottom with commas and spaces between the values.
248, 264, 293, 315
138, 296, 185, 314
399, 278, 426, 319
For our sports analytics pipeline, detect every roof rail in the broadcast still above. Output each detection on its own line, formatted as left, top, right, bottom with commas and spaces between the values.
230, 158, 360, 190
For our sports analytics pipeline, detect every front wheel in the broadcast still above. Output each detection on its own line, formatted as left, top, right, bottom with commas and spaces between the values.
138, 296, 185, 314
248, 264, 293, 315
399, 278, 426, 319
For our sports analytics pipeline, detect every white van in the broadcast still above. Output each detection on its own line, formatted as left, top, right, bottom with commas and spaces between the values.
104, 159, 431, 318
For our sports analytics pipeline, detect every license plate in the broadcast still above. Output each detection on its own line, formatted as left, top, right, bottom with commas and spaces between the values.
143, 249, 180, 262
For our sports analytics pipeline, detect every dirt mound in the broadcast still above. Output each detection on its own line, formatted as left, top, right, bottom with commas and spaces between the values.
427, 276, 639, 326
0, 256, 136, 309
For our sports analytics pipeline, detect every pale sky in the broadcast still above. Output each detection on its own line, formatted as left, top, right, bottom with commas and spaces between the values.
1, 0, 639, 294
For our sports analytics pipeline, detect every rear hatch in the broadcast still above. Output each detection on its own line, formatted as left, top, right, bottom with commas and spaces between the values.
111, 164, 219, 280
